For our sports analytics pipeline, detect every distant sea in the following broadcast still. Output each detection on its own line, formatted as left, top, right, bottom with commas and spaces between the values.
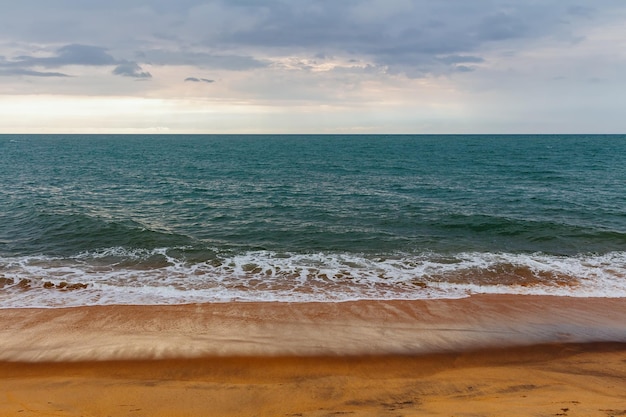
1, 134, 625, 307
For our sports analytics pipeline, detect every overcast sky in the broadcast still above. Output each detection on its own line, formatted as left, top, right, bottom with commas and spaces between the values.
1, 0, 625, 134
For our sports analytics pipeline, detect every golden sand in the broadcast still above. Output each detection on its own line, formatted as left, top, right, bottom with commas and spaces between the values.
1, 295, 625, 416
1, 344, 625, 417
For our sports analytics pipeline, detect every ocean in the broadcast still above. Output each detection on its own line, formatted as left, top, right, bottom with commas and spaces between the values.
1, 134, 625, 307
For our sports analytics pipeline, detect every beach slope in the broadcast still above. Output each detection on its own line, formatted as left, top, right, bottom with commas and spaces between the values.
1, 295, 625, 416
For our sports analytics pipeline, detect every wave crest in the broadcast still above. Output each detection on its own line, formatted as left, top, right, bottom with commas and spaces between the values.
1, 249, 625, 307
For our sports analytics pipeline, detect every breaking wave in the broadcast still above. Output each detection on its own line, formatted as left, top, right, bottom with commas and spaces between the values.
1, 248, 625, 308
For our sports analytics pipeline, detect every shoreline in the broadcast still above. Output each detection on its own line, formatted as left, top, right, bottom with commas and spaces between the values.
2, 294, 626, 361
2, 294, 625, 416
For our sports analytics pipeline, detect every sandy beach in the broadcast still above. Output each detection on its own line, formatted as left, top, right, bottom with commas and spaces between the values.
1, 295, 625, 416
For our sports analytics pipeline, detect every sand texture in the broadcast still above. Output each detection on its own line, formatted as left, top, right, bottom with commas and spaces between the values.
1, 344, 625, 417
1, 295, 625, 416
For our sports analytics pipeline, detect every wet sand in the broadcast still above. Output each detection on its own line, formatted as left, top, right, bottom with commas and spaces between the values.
1, 295, 625, 416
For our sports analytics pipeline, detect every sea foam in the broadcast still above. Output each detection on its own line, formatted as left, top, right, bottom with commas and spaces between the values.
1, 249, 625, 308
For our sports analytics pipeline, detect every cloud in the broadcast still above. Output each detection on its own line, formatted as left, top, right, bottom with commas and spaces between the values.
453, 65, 475, 73
437, 55, 485, 65
1, 0, 626, 134
184, 77, 214, 83
567, 6, 595, 18
0, 1, 618, 81
12, 44, 117, 68
1, 43, 150, 79
143, 49, 267, 71
476, 12, 528, 41
112, 62, 152, 78
0, 68, 70, 77
197, 1, 573, 76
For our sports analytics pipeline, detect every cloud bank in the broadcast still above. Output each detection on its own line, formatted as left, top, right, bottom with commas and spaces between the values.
0, 44, 150, 79
0, 0, 625, 133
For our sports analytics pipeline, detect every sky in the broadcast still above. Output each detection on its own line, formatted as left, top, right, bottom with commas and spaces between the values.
1, 0, 625, 134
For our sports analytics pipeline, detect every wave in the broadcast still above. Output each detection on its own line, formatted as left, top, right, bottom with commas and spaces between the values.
3, 191, 625, 258
1, 209, 196, 256
1, 249, 625, 308
435, 213, 626, 254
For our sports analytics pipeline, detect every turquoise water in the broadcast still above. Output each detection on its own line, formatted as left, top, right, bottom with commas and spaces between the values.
1, 134, 625, 306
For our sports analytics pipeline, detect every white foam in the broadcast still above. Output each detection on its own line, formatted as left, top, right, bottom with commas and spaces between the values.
1, 250, 625, 308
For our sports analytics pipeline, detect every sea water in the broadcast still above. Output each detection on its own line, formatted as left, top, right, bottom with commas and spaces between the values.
1, 134, 625, 307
